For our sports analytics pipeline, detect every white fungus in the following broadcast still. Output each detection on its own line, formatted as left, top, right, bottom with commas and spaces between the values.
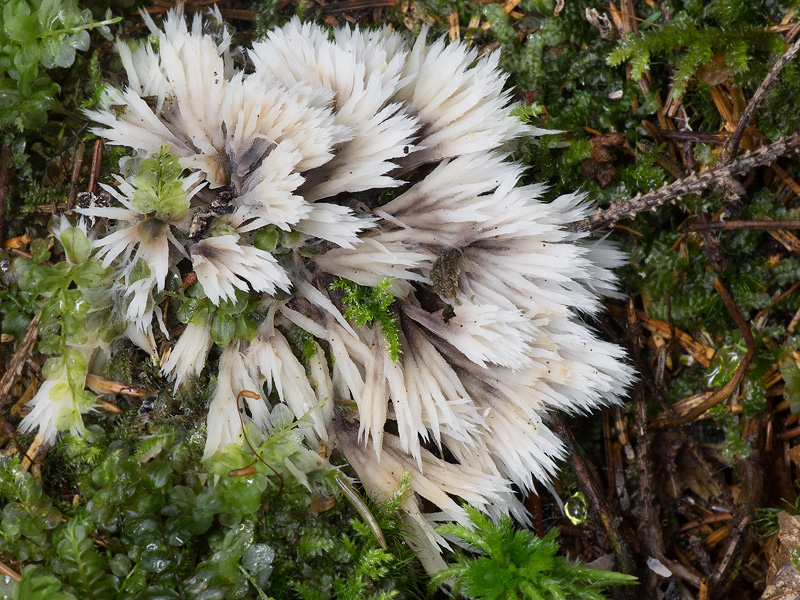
25, 6, 634, 570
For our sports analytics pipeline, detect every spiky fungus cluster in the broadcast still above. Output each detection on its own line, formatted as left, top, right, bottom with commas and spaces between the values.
20, 7, 633, 569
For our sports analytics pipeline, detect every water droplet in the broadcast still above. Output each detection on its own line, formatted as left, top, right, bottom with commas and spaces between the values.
564, 492, 587, 525
243, 543, 274, 587
140, 548, 170, 573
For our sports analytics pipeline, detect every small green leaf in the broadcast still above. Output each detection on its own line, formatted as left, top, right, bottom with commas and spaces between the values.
59, 227, 91, 264
253, 225, 279, 253
71, 258, 106, 288
235, 314, 258, 342
168, 486, 197, 512
53, 405, 82, 433
210, 311, 236, 346
109, 554, 132, 578
2, 307, 31, 340
30, 238, 51, 262
14, 565, 77, 600
144, 461, 173, 490
176, 296, 200, 324
222, 479, 262, 515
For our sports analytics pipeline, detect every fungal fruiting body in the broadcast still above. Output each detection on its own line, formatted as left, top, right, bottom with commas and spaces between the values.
23, 8, 633, 569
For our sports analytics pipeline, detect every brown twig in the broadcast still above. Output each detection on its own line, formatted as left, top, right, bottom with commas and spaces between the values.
653, 278, 755, 428
0, 144, 11, 248
686, 220, 800, 232
656, 130, 728, 144
0, 559, 21, 583
87, 140, 103, 195
679, 513, 734, 532
66, 142, 85, 211
94, 399, 123, 414
710, 420, 763, 595
85, 374, 147, 397
0, 315, 40, 414
551, 415, 638, 583
754, 281, 800, 324
6, 248, 33, 259
217, 8, 259, 20
21, 430, 47, 471
568, 133, 800, 232
624, 301, 708, 592
776, 424, 800, 440
632, 332, 666, 585
318, 0, 395, 12
720, 35, 800, 162
607, 304, 715, 367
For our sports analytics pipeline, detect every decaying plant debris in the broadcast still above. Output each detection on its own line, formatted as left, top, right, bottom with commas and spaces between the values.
3, 1, 800, 599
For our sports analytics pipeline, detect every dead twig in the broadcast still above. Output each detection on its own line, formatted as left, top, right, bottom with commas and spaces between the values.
656, 130, 728, 144
625, 301, 707, 592
0, 560, 21, 583
551, 415, 638, 584
653, 278, 755, 428
94, 399, 123, 414
607, 304, 715, 367
679, 513, 735, 532
569, 133, 800, 232
720, 35, 800, 162
85, 374, 146, 397
710, 420, 763, 595
66, 142, 85, 211
0, 315, 40, 414
0, 144, 11, 248
87, 140, 103, 195
686, 220, 800, 232
631, 310, 666, 590
21, 430, 47, 471
318, 0, 395, 12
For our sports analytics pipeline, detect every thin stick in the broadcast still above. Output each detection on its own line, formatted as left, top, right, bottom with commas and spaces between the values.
0, 560, 21, 583
710, 422, 762, 595
86, 374, 147, 397
319, 0, 395, 12
21, 431, 47, 471
87, 140, 103, 195
654, 278, 755, 427
569, 132, 800, 232
0, 145, 10, 248
94, 399, 123, 414
334, 475, 387, 549
686, 220, 800, 232
66, 142, 85, 210
0, 314, 40, 413
720, 34, 800, 162
551, 415, 638, 579
679, 513, 734, 532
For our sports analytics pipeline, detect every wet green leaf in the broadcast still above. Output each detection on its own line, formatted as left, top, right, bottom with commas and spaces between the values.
210, 311, 236, 346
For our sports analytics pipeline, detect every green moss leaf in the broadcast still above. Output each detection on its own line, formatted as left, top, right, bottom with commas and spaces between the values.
14, 565, 77, 600
210, 311, 236, 346
59, 227, 91, 265
434, 506, 636, 600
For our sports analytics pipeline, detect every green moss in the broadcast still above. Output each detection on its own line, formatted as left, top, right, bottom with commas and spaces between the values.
432, 506, 637, 599
330, 278, 402, 362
